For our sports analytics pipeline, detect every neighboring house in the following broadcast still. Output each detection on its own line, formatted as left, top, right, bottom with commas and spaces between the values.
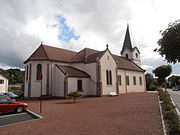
0, 72, 9, 93
24, 26, 146, 98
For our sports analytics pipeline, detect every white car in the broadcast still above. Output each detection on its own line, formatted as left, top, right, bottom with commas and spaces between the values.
2, 92, 19, 100
173, 86, 180, 91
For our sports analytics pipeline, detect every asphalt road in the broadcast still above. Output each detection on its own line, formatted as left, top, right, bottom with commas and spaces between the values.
168, 88, 180, 111
0, 112, 38, 127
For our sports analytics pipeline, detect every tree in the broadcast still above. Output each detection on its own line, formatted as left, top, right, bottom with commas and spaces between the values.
155, 20, 180, 63
153, 65, 172, 90
0, 68, 24, 84
168, 75, 180, 87
145, 73, 154, 90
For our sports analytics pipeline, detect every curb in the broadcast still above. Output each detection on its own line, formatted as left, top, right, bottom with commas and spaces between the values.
170, 97, 180, 117
27, 110, 43, 119
157, 96, 167, 135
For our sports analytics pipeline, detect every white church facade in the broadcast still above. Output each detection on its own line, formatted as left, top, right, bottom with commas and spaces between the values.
24, 26, 146, 98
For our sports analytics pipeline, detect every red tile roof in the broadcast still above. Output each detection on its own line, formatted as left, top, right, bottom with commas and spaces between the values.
56, 65, 90, 78
25, 44, 144, 72
0, 72, 9, 79
113, 55, 144, 72
24, 45, 77, 63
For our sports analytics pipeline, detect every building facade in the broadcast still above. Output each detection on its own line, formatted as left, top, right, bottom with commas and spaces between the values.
24, 26, 146, 98
0, 72, 9, 93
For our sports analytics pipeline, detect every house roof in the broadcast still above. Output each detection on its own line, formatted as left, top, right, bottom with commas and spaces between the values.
25, 44, 144, 72
113, 55, 144, 72
24, 45, 77, 63
0, 72, 9, 79
71, 48, 105, 63
56, 65, 90, 78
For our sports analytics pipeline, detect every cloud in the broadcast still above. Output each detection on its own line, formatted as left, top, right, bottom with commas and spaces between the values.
0, 0, 180, 74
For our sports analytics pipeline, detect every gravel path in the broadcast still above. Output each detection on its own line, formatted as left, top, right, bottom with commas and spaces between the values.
0, 93, 163, 135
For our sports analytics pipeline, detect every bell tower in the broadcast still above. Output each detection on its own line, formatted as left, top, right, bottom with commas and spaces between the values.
121, 25, 141, 66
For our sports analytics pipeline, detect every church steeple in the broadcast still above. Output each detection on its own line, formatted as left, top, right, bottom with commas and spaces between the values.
121, 24, 132, 54
120, 24, 141, 67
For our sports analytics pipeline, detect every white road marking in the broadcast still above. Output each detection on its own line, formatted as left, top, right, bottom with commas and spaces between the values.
0, 112, 27, 118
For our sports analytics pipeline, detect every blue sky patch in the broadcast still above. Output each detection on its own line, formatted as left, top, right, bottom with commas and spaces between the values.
55, 15, 80, 42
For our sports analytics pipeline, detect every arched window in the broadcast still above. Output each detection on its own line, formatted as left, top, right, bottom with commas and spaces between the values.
109, 70, 112, 85
37, 64, 42, 80
106, 70, 112, 85
125, 54, 128, 58
136, 53, 138, 58
106, 70, 109, 85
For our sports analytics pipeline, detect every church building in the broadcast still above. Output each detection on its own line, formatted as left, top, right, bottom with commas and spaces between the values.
24, 26, 146, 98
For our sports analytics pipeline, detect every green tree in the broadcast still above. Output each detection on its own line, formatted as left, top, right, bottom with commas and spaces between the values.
145, 73, 154, 90
153, 65, 172, 90
155, 20, 180, 63
168, 75, 180, 87
0, 68, 24, 84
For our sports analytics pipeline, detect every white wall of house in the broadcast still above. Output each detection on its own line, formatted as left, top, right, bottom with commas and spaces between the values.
117, 69, 126, 94
71, 62, 97, 93
51, 61, 70, 96
24, 57, 145, 97
54, 66, 65, 97
24, 61, 71, 97
0, 74, 8, 93
121, 49, 133, 60
24, 61, 51, 97
100, 50, 117, 95
68, 77, 96, 96
117, 69, 146, 93
132, 49, 141, 66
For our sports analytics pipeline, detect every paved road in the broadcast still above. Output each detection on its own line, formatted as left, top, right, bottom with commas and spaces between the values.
168, 89, 180, 111
0, 112, 37, 127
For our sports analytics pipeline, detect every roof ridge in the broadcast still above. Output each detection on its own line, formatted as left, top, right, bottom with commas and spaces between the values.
42, 44, 77, 53
41, 45, 49, 59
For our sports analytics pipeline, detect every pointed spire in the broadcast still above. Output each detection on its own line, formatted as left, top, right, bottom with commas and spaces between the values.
121, 24, 132, 54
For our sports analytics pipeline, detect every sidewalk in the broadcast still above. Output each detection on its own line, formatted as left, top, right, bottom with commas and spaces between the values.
0, 93, 163, 135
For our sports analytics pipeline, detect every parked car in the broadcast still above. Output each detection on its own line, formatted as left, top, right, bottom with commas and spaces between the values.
173, 86, 180, 91
0, 97, 27, 114
0, 93, 9, 98
3, 92, 19, 100
14, 91, 24, 99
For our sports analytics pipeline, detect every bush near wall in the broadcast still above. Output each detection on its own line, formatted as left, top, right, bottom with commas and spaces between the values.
158, 89, 180, 135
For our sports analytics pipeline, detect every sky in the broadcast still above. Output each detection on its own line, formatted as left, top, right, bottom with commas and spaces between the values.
0, 0, 179, 74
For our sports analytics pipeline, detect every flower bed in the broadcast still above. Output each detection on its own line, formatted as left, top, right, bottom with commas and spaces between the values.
158, 89, 180, 135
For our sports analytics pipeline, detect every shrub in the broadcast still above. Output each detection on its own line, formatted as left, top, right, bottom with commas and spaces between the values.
67, 91, 83, 103
169, 120, 180, 135
162, 104, 175, 112
158, 89, 180, 134
164, 110, 176, 120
